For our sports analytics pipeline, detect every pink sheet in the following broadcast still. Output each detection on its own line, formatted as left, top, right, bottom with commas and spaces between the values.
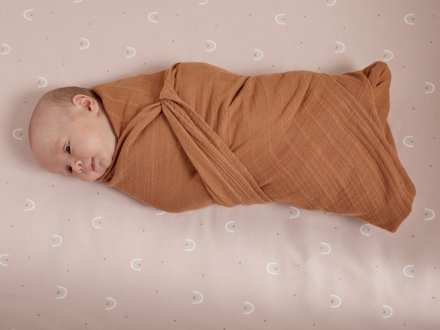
2, 1, 439, 329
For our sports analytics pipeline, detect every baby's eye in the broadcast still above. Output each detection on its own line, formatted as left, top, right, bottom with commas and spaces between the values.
65, 143, 71, 154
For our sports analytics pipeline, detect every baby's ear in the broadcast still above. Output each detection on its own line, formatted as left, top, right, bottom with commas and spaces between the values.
72, 94, 97, 112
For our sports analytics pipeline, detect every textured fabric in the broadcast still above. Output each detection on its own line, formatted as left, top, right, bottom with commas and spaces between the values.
92, 61, 416, 232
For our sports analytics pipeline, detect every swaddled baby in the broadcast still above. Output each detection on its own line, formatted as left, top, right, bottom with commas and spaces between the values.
28, 61, 416, 232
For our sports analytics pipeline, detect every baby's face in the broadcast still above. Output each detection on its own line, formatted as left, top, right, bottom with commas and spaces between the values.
29, 95, 116, 182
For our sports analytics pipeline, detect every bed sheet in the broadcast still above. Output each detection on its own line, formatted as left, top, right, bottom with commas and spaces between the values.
1, 0, 439, 329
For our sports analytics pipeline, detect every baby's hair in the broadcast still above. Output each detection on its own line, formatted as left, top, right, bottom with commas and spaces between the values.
29, 87, 101, 148
40, 86, 100, 109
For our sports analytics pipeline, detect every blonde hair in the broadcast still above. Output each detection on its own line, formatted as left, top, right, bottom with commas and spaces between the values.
29, 87, 101, 149
38, 86, 99, 109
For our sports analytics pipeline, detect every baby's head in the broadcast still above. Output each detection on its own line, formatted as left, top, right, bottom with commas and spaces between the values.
28, 87, 116, 182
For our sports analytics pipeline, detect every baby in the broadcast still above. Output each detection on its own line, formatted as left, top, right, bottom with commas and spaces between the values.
28, 61, 416, 232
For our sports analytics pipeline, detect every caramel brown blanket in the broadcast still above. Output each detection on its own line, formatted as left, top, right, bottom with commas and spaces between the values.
92, 61, 416, 232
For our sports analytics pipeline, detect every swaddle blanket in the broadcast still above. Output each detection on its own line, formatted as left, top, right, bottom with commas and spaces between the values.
92, 61, 416, 232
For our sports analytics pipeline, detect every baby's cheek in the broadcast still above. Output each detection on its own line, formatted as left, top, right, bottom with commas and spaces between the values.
84, 136, 102, 153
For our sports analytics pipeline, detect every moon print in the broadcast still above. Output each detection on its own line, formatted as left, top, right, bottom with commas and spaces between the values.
403, 13, 415, 25
56, 285, 68, 299
360, 224, 372, 236
224, 221, 236, 233
147, 11, 159, 23
0, 254, 9, 267
243, 301, 255, 315
130, 258, 142, 271
185, 239, 196, 252
0, 43, 11, 55
334, 41, 345, 53
326, 0, 337, 6
12, 128, 24, 140
198, 0, 209, 5
105, 297, 117, 310
72, 0, 83, 3
126, 46, 136, 59
266, 262, 278, 275
329, 294, 342, 308
402, 264, 415, 278
424, 208, 435, 221
156, 211, 166, 216
79, 37, 90, 50
424, 82, 436, 94
23, 9, 34, 21
51, 234, 63, 247
205, 39, 217, 52
91, 216, 103, 229
275, 13, 287, 25
24, 198, 36, 212
288, 207, 300, 219
37, 76, 48, 88
382, 304, 394, 318
192, 291, 204, 304
320, 242, 332, 255
382, 49, 394, 61
253, 49, 264, 61
402, 135, 414, 148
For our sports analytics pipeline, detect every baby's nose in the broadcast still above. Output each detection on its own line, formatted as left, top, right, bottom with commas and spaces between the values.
72, 160, 83, 173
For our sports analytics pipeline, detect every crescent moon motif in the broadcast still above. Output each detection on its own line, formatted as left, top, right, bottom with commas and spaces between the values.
275, 13, 287, 25
37, 76, 48, 89
0, 254, 9, 267
198, 0, 209, 5
56, 285, 68, 299
424, 81, 436, 94
253, 48, 264, 61
147, 11, 159, 23
23, 9, 34, 21
24, 198, 36, 212
185, 239, 196, 252
288, 207, 301, 219
382, 304, 394, 318
329, 294, 342, 308
12, 128, 24, 140
130, 258, 142, 271
91, 216, 103, 229
402, 264, 415, 278
403, 13, 415, 25
156, 211, 166, 216
326, 0, 337, 6
192, 290, 204, 304
334, 41, 345, 53
266, 262, 278, 275
225, 221, 236, 233
72, 0, 83, 3
383, 49, 394, 62
320, 242, 332, 255
424, 208, 436, 221
243, 301, 255, 314
79, 37, 90, 50
51, 234, 63, 247
205, 39, 217, 52
360, 224, 372, 236
402, 135, 415, 148
105, 297, 117, 310
0, 43, 11, 56
126, 46, 136, 59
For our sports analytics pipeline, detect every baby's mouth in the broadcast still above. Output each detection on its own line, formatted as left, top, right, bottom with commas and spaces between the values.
92, 158, 95, 171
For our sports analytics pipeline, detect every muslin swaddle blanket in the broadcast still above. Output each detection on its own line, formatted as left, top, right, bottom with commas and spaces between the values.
92, 61, 416, 232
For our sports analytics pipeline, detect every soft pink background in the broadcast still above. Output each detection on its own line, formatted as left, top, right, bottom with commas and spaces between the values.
1, 0, 439, 329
